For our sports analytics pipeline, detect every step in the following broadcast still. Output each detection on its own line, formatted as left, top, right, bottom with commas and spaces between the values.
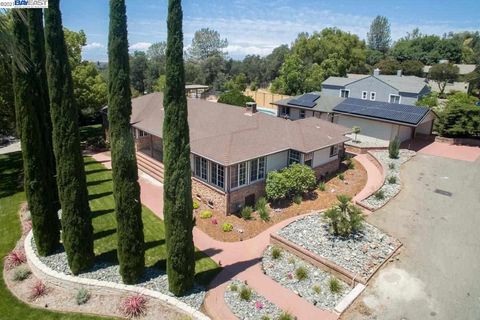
136, 152, 164, 170
138, 163, 164, 182
137, 156, 164, 174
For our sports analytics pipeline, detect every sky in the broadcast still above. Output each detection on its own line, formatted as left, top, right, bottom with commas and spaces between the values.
60, 0, 480, 62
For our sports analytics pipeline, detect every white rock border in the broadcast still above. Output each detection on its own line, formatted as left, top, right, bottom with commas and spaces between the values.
24, 231, 210, 320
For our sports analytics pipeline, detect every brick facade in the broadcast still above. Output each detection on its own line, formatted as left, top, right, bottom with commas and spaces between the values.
191, 178, 227, 214
312, 158, 341, 179
228, 181, 266, 214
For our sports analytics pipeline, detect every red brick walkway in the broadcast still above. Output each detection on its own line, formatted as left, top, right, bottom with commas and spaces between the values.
91, 151, 381, 320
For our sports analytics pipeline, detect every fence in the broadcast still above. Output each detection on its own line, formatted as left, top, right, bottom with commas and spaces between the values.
244, 89, 291, 110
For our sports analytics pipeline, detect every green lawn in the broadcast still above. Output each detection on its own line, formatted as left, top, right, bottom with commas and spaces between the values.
0, 151, 220, 320
79, 124, 103, 142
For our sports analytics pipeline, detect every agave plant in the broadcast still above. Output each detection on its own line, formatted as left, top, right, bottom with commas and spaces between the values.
120, 295, 147, 318
4, 249, 26, 270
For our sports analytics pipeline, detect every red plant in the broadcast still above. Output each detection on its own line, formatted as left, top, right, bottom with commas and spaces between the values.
287, 272, 293, 280
211, 217, 218, 225
255, 300, 264, 310
29, 280, 46, 300
22, 220, 32, 234
4, 249, 26, 270
120, 295, 147, 318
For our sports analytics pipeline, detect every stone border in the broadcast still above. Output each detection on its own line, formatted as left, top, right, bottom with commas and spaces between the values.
270, 232, 402, 287
334, 283, 366, 314
24, 231, 210, 320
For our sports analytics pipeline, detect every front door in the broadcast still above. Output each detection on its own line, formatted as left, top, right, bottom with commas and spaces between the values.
245, 194, 255, 208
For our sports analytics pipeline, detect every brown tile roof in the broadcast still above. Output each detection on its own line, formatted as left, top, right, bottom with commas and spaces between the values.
130, 93, 351, 165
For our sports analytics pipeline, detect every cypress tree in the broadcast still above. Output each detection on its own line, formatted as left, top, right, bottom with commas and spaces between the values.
44, 0, 94, 274
163, 0, 195, 295
27, 9, 60, 211
108, 0, 145, 284
11, 10, 60, 255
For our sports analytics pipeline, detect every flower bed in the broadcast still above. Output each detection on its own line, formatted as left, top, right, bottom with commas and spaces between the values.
359, 150, 415, 210
262, 246, 350, 310
224, 280, 283, 320
277, 214, 401, 280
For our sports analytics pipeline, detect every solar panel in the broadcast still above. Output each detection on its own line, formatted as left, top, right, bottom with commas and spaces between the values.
332, 98, 429, 125
288, 93, 320, 108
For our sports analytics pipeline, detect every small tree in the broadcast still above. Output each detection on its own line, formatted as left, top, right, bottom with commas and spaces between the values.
352, 126, 361, 142
323, 195, 364, 237
217, 90, 254, 107
429, 63, 459, 97
265, 171, 290, 201
265, 163, 316, 201
388, 136, 400, 159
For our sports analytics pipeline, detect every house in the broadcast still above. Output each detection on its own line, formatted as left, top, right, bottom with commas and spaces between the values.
321, 69, 431, 105
423, 63, 476, 94
272, 93, 436, 145
107, 93, 351, 215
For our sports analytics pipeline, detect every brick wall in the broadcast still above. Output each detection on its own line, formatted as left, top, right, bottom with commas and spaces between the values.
191, 178, 227, 214
312, 159, 341, 179
136, 136, 151, 151
228, 181, 266, 213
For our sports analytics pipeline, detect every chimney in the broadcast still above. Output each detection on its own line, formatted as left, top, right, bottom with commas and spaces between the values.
373, 68, 381, 76
245, 102, 257, 115
397, 69, 403, 77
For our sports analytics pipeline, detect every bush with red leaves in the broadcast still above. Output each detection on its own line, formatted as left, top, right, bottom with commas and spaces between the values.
29, 280, 46, 300
120, 295, 147, 318
4, 249, 26, 270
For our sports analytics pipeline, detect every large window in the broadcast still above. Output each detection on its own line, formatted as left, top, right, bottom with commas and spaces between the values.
194, 155, 208, 180
211, 162, 224, 189
288, 150, 301, 165
230, 162, 247, 189
250, 157, 266, 182
340, 89, 350, 98
280, 106, 290, 116
389, 94, 401, 104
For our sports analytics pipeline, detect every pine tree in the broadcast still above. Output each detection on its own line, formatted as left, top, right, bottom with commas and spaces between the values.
27, 9, 59, 211
11, 10, 60, 256
367, 16, 391, 54
163, 0, 195, 296
108, 0, 145, 284
44, 0, 94, 274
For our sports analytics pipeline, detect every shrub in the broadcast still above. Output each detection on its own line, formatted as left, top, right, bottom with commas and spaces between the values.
239, 286, 252, 301
295, 266, 308, 280
229, 283, 238, 292
317, 181, 326, 191
352, 126, 361, 142
374, 190, 385, 200
120, 295, 147, 318
312, 285, 321, 294
211, 217, 218, 225
338, 173, 345, 181
293, 194, 302, 205
4, 249, 26, 270
388, 137, 400, 159
217, 90, 254, 107
75, 287, 90, 305
193, 201, 199, 209
329, 277, 342, 294
388, 176, 397, 184
278, 312, 294, 320
256, 198, 270, 222
265, 164, 316, 201
199, 210, 212, 219
13, 267, 31, 282
388, 163, 395, 170
29, 280, 46, 300
241, 206, 253, 220
347, 160, 355, 170
323, 195, 364, 236
222, 223, 233, 232
271, 246, 282, 259
85, 136, 109, 151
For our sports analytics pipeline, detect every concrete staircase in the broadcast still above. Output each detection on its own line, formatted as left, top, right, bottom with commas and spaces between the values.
136, 152, 164, 183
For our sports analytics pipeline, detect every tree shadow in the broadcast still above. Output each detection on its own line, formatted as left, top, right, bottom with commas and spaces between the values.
91, 208, 114, 218
95, 248, 118, 264
94, 228, 116, 240
197, 247, 223, 258
83, 159, 110, 165
145, 239, 165, 250
0, 151, 24, 198
88, 191, 113, 201
85, 168, 110, 175
87, 178, 112, 186
206, 257, 261, 289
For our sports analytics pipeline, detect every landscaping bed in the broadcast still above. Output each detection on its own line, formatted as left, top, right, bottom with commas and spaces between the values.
224, 280, 284, 320
359, 150, 415, 210
262, 246, 350, 310
277, 214, 401, 280
195, 159, 367, 242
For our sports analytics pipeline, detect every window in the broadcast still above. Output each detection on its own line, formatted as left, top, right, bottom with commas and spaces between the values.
389, 94, 401, 104
137, 129, 148, 137
288, 150, 301, 165
340, 89, 350, 98
299, 110, 306, 119
194, 155, 208, 180
230, 162, 247, 189
304, 152, 313, 167
330, 144, 339, 157
250, 157, 266, 182
361, 91, 368, 100
211, 162, 224, 189
280, 106, 290, 116
370, 92, 376, 101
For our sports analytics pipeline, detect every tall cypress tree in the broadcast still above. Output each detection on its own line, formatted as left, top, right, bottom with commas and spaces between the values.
108, 0, 145, 284
27, 9, 59, 211
163, 0, 195, 295
12, 10, 60, 255
44, 0, 94, 274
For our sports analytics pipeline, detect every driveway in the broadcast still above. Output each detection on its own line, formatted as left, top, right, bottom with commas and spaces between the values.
343, 154, 480, 320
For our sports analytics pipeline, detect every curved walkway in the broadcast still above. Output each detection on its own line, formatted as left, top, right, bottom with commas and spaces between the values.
91, 152, 382, 320
352, 153, 384, 204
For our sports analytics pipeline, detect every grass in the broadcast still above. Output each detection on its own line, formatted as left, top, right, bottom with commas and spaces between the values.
329, 277, 342, 294
373, 190, 385, 200
0, 151, 220, 319
295, 266, 308, 280
271, 246, 282, 260
239, 286, 252, 301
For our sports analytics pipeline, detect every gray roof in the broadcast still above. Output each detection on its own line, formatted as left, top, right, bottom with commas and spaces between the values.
333, 98, 431, 126
423, 64, 476, 75
272, 93, 345, 113
322, 74, 429, 94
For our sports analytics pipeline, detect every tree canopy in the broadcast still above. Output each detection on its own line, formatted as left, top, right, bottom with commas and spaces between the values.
367, 16, 391, 53
188, 27, 228, 61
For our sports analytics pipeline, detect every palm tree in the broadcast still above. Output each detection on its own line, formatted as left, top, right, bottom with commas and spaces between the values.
324, 195, 364, 236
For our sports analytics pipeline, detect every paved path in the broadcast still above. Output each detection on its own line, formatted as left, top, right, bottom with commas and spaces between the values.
351, 153, 384, 204
91, 151, 380, 320
0, 141, 21, 155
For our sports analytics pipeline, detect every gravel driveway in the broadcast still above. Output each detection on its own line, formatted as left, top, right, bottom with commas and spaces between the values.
343, 153, 480, 320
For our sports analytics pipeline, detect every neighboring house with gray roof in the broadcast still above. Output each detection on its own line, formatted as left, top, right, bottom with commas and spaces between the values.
423, 63, 476, 94
104, 92, 351, 215
321, 70, 431, 105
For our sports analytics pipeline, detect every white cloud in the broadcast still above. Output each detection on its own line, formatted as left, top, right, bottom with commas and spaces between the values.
83, 42, 104, 50
129, 42, 152, 51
